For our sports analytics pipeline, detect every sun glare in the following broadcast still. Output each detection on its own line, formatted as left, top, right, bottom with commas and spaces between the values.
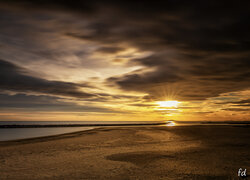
157, 100, 180, 108
166, 121, 176, 126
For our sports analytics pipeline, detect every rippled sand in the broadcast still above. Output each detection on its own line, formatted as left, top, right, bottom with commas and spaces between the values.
0, 125, 249, 179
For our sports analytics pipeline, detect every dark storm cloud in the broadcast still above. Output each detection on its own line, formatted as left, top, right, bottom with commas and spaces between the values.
1, 0, 250, 101
0, 93, 119, 112
92, 1, 250, 100
109, 53, 250, 100
95, 46, 125, 54
0, 93, 62, 108
216, 99, 250, 106
233, 104, 250, 107
232, 99, 250, 105
128, 103, 156, 107
61, 1, 250, 52
222, 108, 249, 112
0, 59, 94, 98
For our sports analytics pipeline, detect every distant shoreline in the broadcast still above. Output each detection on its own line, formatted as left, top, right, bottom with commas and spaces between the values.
0, 122, 166, 128
1, 121, 250, 128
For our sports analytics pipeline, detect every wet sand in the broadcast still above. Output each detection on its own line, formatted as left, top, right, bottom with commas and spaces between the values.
0, 125, 249, 179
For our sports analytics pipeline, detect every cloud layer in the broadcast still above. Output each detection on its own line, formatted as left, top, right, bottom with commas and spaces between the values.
0, 0, 249, 120
24, 0, 249, 101
0, 59, 94, 98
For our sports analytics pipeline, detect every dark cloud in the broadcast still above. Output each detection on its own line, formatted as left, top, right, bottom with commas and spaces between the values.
128, 103, 156, 107
82, 1, 250, 100
233, 104, 250, 107
1, 0, 250, 102
230, 99, 250, 107
109, 53, 250, 100
0, 93, 119, 112
177, 106, 199, 110
222, 108, 249, 112
33, 0, 249, 100
0, 59, 94, 98
216, 99, 250, 106
61, 1, 250, 52
95, 46, 124, 54
233, 99, 250, 104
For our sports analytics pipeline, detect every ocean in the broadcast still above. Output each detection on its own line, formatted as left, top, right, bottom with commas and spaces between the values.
0, 121, 163, 141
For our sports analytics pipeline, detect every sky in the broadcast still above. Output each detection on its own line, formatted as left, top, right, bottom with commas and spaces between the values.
0, 0, 249, 121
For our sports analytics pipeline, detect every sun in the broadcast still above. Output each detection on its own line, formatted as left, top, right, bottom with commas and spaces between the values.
156, 100, 180, 108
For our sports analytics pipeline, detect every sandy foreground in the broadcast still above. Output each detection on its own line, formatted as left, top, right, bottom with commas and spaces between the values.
0, 125, 249, 180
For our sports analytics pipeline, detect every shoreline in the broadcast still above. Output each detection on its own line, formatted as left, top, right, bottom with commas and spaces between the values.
0, 127, 101, 146
1, 124, 249, 143
0, 122, 166, 128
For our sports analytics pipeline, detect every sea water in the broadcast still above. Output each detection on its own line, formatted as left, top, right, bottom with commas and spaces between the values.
0, 121, 162, 141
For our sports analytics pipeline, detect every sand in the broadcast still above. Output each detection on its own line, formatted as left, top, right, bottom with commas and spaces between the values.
0, 125, 249, 179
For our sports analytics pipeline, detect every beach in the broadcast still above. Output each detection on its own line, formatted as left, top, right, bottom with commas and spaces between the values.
0, 125, 249, 179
